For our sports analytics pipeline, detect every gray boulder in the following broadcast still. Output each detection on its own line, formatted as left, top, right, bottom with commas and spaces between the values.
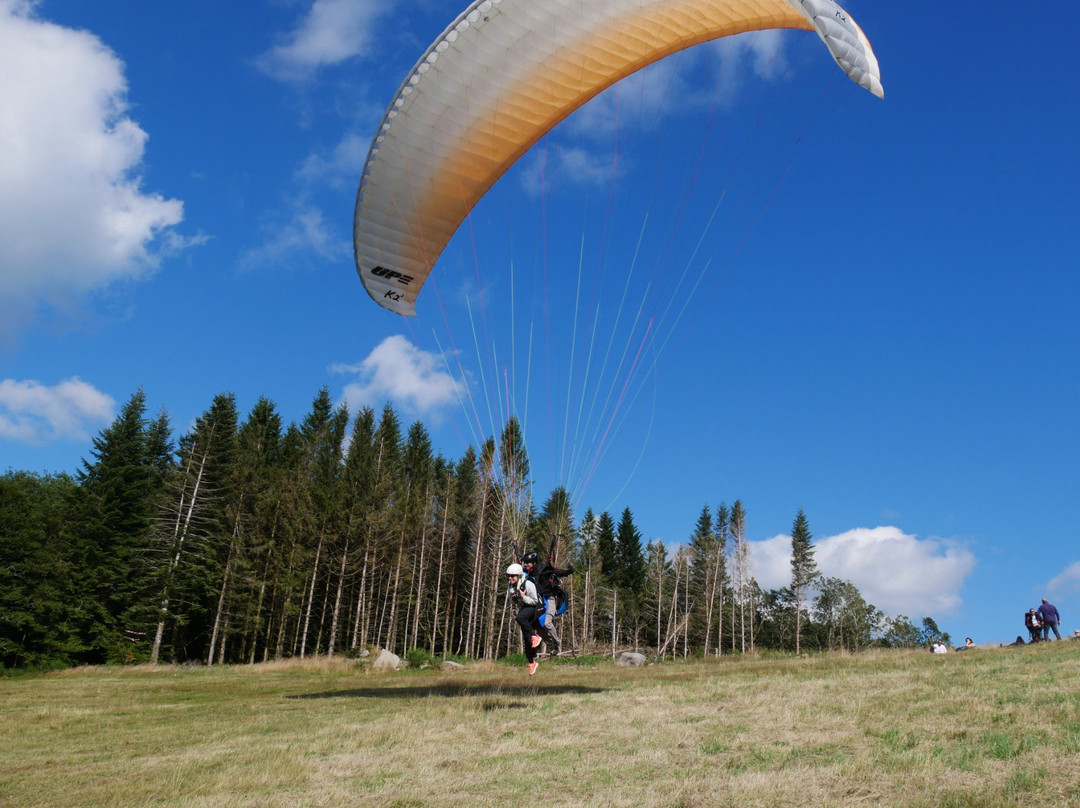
371, 648, 402, 671
616, 651, 647, 667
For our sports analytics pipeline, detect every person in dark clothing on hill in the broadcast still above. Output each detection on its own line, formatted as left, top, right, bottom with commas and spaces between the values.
1037, 598, 1062, 641
521, 551, 572, 656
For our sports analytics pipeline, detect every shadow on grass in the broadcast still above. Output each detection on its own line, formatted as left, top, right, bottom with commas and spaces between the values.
290, 680, 608, 700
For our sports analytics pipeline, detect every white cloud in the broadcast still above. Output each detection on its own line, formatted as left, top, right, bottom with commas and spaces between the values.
0, 2, 184, 341
751, 526, 977, 619
710, 28, 788, 88
0, 377, 115, 444
257, 0, 385, 82
519, 145, 622, 197
296, 132, 369, 187
334, 335, 466, 419
239, 204, 348, 270
1046, 562, 1080, 599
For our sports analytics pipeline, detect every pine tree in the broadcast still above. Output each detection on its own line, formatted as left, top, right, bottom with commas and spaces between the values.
0, 471, 82, 667
149, 392, 239, 664
687, 505, 714, 651
340, 406, 377, 655
596, 511, 617, 582
294, 389, 348, 658
447, 446, 479, 656
615, 507, 646, 592
399, 420, 435, 653
74, 390, 157, 662
531, 486, 574, 562
712, 503, 729, 655
212, 395, 280, 665
789, 508, 819, 656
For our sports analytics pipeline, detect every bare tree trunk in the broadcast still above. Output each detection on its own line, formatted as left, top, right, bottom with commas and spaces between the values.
795, 586, 803, 656
655, 556, 663, 654
327, 537, 349, 657
274, 544, 298, 659
410, 499, 430, 651
682, 564, 689, 660
749, 584, 755, 652
385, 527, 405, 653
431, 489, 450, 655
207, 550, 233, 665
482, 508, 508, 659
299, 534, 323, 658
249, 566, 268, 665
208, 518, 243, 666
152, 442, 209, 665
664, 556, 682, 661
715, 588, 724, 657
464, 482, 489, 658
353, 537, 374, 650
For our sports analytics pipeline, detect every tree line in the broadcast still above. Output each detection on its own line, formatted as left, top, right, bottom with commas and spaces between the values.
0, 388, 947, 670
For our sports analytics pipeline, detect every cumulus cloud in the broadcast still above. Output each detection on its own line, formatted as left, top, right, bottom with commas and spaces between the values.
519, 145, 622, 196
709, 28, 788, 87
751, 526, 977, 619
238, 204, 348, 270
0, 1, 184, 341
257, 0, 386, 82
1046, 561, 1080, 599
0, 377, 115, 444
333, 335, 467, 419
296, 132, 369, 188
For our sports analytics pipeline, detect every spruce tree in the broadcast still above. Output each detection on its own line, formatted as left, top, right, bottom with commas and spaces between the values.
149, 393, 239, 663
75, 390, 156, 662
0, 472, 82, 667
596, 511, 617, 581
789, 508, 819, 656
687, 505, 714, 649
615, 507, 646, 592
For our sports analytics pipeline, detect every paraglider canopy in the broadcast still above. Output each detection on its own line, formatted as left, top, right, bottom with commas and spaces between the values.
353, 0, 882, 315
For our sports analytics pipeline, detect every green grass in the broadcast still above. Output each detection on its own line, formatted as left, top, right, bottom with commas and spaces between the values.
3, 642, 1080, 807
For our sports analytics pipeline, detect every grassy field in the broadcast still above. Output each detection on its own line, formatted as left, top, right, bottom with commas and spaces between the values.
4, 641, 1080, 808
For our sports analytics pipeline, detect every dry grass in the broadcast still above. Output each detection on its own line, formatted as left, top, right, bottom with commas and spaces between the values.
4, 642, 1080, 807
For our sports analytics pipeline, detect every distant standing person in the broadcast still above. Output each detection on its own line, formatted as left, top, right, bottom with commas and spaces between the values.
1037, 598, 1062, 641
1025, 608, 1042, 642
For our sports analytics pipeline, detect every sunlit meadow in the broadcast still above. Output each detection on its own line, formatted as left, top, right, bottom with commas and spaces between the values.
4, 641, 1080, 807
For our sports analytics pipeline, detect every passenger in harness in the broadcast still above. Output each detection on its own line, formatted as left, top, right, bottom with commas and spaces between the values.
506, 563, 543, 676
521, 551, 573, 656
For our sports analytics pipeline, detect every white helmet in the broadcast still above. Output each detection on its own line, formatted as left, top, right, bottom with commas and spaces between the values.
506, 563, 524, 576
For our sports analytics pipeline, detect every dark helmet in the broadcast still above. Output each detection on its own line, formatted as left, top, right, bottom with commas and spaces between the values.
521, 551, 539, 565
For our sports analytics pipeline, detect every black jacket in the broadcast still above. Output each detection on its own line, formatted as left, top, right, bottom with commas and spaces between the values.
532, 562, 572, 598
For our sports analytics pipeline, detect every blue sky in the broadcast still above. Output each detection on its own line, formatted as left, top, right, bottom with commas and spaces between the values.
1, 0, 1077, 646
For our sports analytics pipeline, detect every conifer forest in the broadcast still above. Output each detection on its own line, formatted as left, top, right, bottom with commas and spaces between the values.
1, 388, 943, 670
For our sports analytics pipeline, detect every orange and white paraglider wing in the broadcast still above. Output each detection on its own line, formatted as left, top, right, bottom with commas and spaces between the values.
353, 0, 882, 316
